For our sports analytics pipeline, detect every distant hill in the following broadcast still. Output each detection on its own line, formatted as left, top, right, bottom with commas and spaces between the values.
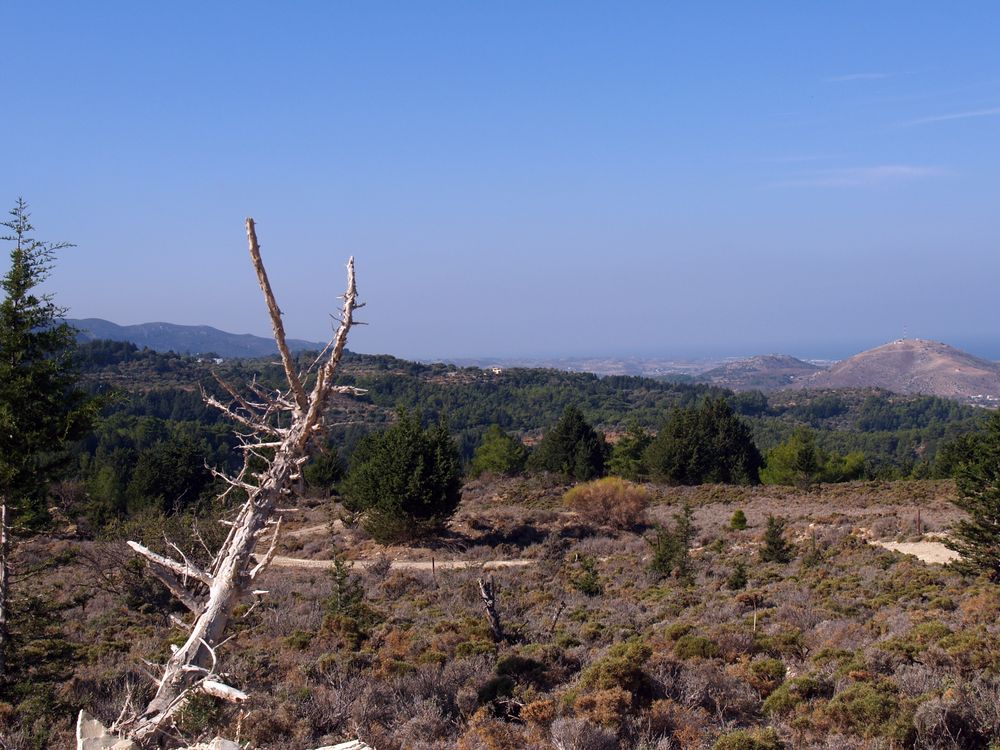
68, 318, 325, 358
790, 339, 1000, 405
697, 354, 824, 391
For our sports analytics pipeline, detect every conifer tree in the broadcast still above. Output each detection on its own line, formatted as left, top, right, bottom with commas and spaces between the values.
946, 411, 1000, 580
0, 199, 94, 679
760, 515, 793, 564
470, 424, 528, 477
528, 404, 607, 480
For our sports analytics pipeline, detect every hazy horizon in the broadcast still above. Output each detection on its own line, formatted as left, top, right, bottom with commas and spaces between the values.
67, 315, 1000, 364
6, 3, 1000, 363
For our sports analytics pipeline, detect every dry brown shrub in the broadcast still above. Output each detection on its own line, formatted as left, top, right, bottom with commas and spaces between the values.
574, 686, 632, 728
959, 589, 1000, 626
564, 477, 650, 529
647, 700, 712, 750
456, 707, 530, 750
521, 698, 557, 727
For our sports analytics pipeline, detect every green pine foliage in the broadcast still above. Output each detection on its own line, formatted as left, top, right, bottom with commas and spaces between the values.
469, 424, 528, 477
760, 427, 867, 486
606, 419, 652, 480
341, 409, 462, 543
0, 199, 96, 528
649, 504, 696, 582
730, 509, 748, 531
727, 560, 748, 590
644, 397, 763, 485
946, 411, 1000, 580
303, 447, 345, 494
527, 405, 608, 480
760, 515, 793, 564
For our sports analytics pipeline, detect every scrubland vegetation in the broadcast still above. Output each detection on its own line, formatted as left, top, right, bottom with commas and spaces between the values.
4, 203, 1000, 749
9, 477, 1000, 749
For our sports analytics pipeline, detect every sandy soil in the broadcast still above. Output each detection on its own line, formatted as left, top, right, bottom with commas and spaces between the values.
872, 539, 959, 565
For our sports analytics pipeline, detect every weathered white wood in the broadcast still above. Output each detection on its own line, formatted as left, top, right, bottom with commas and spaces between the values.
119, 220, 361, 747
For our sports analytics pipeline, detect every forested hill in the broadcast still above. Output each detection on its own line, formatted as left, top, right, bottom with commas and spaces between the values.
68, 317, 325, 357
75, 340, 988, 488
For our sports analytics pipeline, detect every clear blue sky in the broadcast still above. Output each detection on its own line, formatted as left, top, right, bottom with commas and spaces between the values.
3, 2, 999, 359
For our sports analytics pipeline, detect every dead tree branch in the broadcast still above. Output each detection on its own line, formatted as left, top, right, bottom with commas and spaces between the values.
478, 576, 505, 643
118, 218, 361, 747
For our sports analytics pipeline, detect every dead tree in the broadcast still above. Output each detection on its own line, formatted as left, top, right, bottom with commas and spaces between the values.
477, 576, 505, 643
117, 218, 362, 746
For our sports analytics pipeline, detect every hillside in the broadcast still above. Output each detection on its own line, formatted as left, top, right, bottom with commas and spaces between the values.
791, 339, 1000, 405
68, 318, 325, 357
697, 354, 824, 391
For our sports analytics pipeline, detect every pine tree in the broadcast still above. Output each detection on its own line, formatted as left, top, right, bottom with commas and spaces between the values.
470, 424, 528, 477
341, 409, 462, 542
528, 405, 607, 480
946, 411, 1000, 580
649, 504, 696, 582
0, 199, 94, 679
760, 515, 793, 564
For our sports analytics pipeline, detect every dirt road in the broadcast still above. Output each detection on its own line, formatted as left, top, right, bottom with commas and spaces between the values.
260, 555, 535, 571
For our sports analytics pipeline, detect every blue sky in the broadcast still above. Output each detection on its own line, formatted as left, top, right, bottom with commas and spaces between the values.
3, 2, 1000, 359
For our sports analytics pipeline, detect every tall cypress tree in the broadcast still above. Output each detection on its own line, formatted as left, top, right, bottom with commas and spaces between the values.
0, 199, 94, 679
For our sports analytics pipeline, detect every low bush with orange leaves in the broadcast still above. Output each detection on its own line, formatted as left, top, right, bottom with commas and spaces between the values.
563, 477, 650, 529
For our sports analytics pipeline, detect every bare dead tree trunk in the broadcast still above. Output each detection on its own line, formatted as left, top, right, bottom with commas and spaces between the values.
478, 576, 504, 643
117, 219, 363, 747
0, 498, 8, 681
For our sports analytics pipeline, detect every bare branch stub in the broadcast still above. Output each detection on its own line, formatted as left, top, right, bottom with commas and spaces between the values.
478, 576, 505, 643
120, 219, 362, 747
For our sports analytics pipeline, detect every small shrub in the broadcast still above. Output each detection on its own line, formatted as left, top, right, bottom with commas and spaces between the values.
649, 504, 695, 581
747, 657, 786, 696
674, 634, 719, 660
713, 727, 786, 750
579, 639, 653, 697
727, 561, 748, 590
550, 717, 617, 750
564, 477, 650, 529
572, 556, 603, 597
824, 680, 900, 736
762, 674, 831, 716
574, 686, 632, 728
730, 509, 748, 530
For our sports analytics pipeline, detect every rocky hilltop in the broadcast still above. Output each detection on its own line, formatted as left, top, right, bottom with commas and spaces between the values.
791, 339, 1000, 404
697, 354, 824, 391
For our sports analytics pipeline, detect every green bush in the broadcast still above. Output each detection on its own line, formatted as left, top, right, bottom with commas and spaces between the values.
572, 556, 603, 597
674, 634, 719, 660
713, 728, 785, 750
825, 681, 900, 736
579, 639, 653, 697
762, 675, 831, 716
727, 561, 748, 590
730, 509, 748, 530
341, 409, 461, 542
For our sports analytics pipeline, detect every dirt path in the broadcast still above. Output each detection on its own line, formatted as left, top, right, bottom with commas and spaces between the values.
872, 540, 959, 565
261, 554, 535, 571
